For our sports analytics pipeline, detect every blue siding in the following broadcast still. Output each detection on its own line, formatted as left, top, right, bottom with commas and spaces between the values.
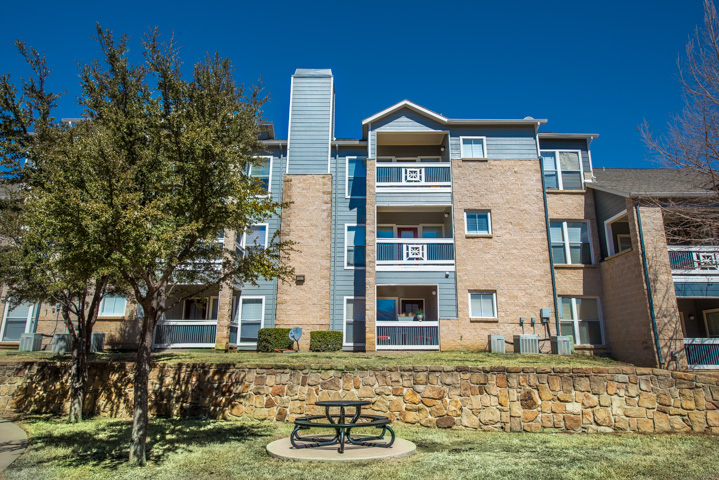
675, 282, 719, 298
593, 190, 628, 259
449, 126, 538, 161
330, 147, 368, 334
235, 147, 286, 328
287, 72, 333, 174
369, 109, 446, 158
538, 138, 592, 172
376, 271, 458, 319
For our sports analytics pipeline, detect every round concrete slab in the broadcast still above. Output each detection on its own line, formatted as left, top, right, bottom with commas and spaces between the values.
266, 437, 416, 462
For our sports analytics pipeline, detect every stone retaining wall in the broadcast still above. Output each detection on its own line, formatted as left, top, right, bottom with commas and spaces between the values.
1, 362, 718, 433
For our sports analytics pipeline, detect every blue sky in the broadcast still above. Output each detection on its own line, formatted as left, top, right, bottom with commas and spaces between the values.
0, 0, 707, 168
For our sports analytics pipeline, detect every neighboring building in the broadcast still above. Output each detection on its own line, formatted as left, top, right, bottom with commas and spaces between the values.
2, 69, 717, 370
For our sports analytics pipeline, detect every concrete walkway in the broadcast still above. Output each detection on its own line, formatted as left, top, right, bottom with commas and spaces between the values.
0, 418, 27, 473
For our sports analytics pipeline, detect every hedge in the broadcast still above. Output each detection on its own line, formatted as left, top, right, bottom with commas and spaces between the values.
257, 328, 293, 352
309, 330, 343, 352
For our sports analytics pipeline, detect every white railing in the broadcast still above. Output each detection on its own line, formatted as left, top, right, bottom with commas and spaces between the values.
684, 338, 719, 369
376, 238, 454, 266
376, 162, 451, 188
668, 246, 719, 274
153, 319, 217, 348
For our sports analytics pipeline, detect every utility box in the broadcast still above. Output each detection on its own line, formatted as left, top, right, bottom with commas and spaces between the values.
488, 335, 505, 354
51, 333, 71, 353
513, 334, 539, 354
551, 336, 573, 355
91, 333, 105, 353
19, 333, 43, 352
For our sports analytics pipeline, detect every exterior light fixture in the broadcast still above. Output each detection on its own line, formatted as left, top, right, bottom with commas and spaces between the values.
295, 275, 305, 284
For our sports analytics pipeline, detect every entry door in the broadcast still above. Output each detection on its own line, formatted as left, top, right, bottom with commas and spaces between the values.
397, 227, 418, 239
704, 309, 719, 337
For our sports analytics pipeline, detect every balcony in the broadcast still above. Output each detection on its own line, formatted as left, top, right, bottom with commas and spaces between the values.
153, 320, 217, 348
376, 162, 451, 190
684, 338, 719, 369
376, 238, 454, 268
376, 324, 439, 349
668, 246, 719, 274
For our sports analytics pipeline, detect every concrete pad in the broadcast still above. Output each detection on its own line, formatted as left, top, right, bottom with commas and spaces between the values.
0, 418, 28, 473
266, 437, 416, 462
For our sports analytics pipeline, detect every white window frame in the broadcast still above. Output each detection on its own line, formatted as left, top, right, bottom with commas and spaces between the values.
98, 295, 127, 318
465, 210, 492, 235
248, 155, 273, 195
1, 302, 35, 342
344, 224, 366, 270
345, 156, 367, 199
559, 296, 605, 346
236, 296, 265, 346
551, 220, 594, 265
399, 298, 425, 317
343, 296, 366, 347
468, 291, 497, 319
376, 296, 399, 322
541, 149, 584, 191
241, 223, 269, 251
616, 234, 632, 253
460, 136, 488, 159
376, 224, 397, 238
603, 210, 630, 257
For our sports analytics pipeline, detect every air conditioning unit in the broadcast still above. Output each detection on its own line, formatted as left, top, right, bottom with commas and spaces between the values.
19, 333, 43, 352
513, 334, 539, 354
51, 333, 71, 353
91, 333, 105, 352
551, 335, 573, 355
489, 334, 505, 353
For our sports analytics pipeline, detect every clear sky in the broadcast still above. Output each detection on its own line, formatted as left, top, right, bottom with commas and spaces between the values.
0, 0, 707, 169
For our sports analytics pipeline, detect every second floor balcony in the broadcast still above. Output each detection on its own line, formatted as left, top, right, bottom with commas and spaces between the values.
375, 160, 451, 190
668, 246, 719, 275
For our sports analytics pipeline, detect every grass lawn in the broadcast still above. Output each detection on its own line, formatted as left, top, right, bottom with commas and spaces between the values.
0, 349, 626, 369
3, 416, 719, 480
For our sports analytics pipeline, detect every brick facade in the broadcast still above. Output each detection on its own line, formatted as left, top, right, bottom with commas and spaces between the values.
275, 175, 333, 350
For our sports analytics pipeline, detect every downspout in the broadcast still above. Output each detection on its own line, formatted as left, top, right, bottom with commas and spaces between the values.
634, 197, 664, 367
536, 124, 560, 333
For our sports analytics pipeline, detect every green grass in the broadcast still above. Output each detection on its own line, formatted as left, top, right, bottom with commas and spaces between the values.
4, 416, 719, 480
0, 349, 625, 369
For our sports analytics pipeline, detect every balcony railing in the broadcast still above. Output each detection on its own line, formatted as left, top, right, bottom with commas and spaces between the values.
376, 162, 451, 188
684, 338, 719, 369
376, 238, 454, 266
376, 323, 439, 350
668, 246, 719, 274
153, 319, 217, 348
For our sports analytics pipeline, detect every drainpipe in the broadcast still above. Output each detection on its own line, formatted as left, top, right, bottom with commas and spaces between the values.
536, 124, 560, 333
634, 197, 664, 367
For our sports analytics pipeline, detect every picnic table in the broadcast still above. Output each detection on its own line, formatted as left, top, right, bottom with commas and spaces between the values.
290, 400, 395, 453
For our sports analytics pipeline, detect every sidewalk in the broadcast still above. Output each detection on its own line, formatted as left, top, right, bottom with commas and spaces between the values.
0, 418, 27, 473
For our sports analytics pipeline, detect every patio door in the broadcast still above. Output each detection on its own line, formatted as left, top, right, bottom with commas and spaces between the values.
704, 309, 719, 337
397, 227, 418, 238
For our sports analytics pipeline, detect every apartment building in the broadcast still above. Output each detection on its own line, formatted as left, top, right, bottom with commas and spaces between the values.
2, 69, 717, 370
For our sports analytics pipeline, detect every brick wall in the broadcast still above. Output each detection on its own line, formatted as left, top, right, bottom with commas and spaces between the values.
449, 159, 554, 350
1, 361, 718, 434
275, 175, 333, 350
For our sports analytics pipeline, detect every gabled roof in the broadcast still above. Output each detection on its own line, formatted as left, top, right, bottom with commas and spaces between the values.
588, 168, 715, 197
361, 100, 548, 139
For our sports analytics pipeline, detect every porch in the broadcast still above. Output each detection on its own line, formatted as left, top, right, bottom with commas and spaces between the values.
375, 285, 439, 350
676, 297, 719, 369
374, 131, 451, 192
153, 289, 220, 349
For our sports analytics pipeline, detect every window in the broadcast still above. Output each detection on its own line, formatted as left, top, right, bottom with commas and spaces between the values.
1, 302, 34, 342
247, 156, 272, 194
183, 297, 218, 320
541, 150, 583, 190
559, 297, 604, 345
238, 297, 264, 344
242, 224, 268, 252
99, 295, 127, 317
550, 221, 592, 265
377, 297, 398, 321
617, 235, 632, 252
460, 137, 487, 159
465, 211, 491, 235
377, 225, 394, 238
346, 157, 367, 198
469, 292, 497, 318
345, 225, 366, 269
344, 297, 366, 345
400, 298, 424, 316
421, 225, 444, 238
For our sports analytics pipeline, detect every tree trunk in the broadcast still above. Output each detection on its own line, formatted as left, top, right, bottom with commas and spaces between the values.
129, 307, 156, 466
68, 328, 88, 423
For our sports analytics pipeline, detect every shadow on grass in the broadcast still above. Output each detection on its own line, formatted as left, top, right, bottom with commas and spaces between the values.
22, 415, 274, 469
